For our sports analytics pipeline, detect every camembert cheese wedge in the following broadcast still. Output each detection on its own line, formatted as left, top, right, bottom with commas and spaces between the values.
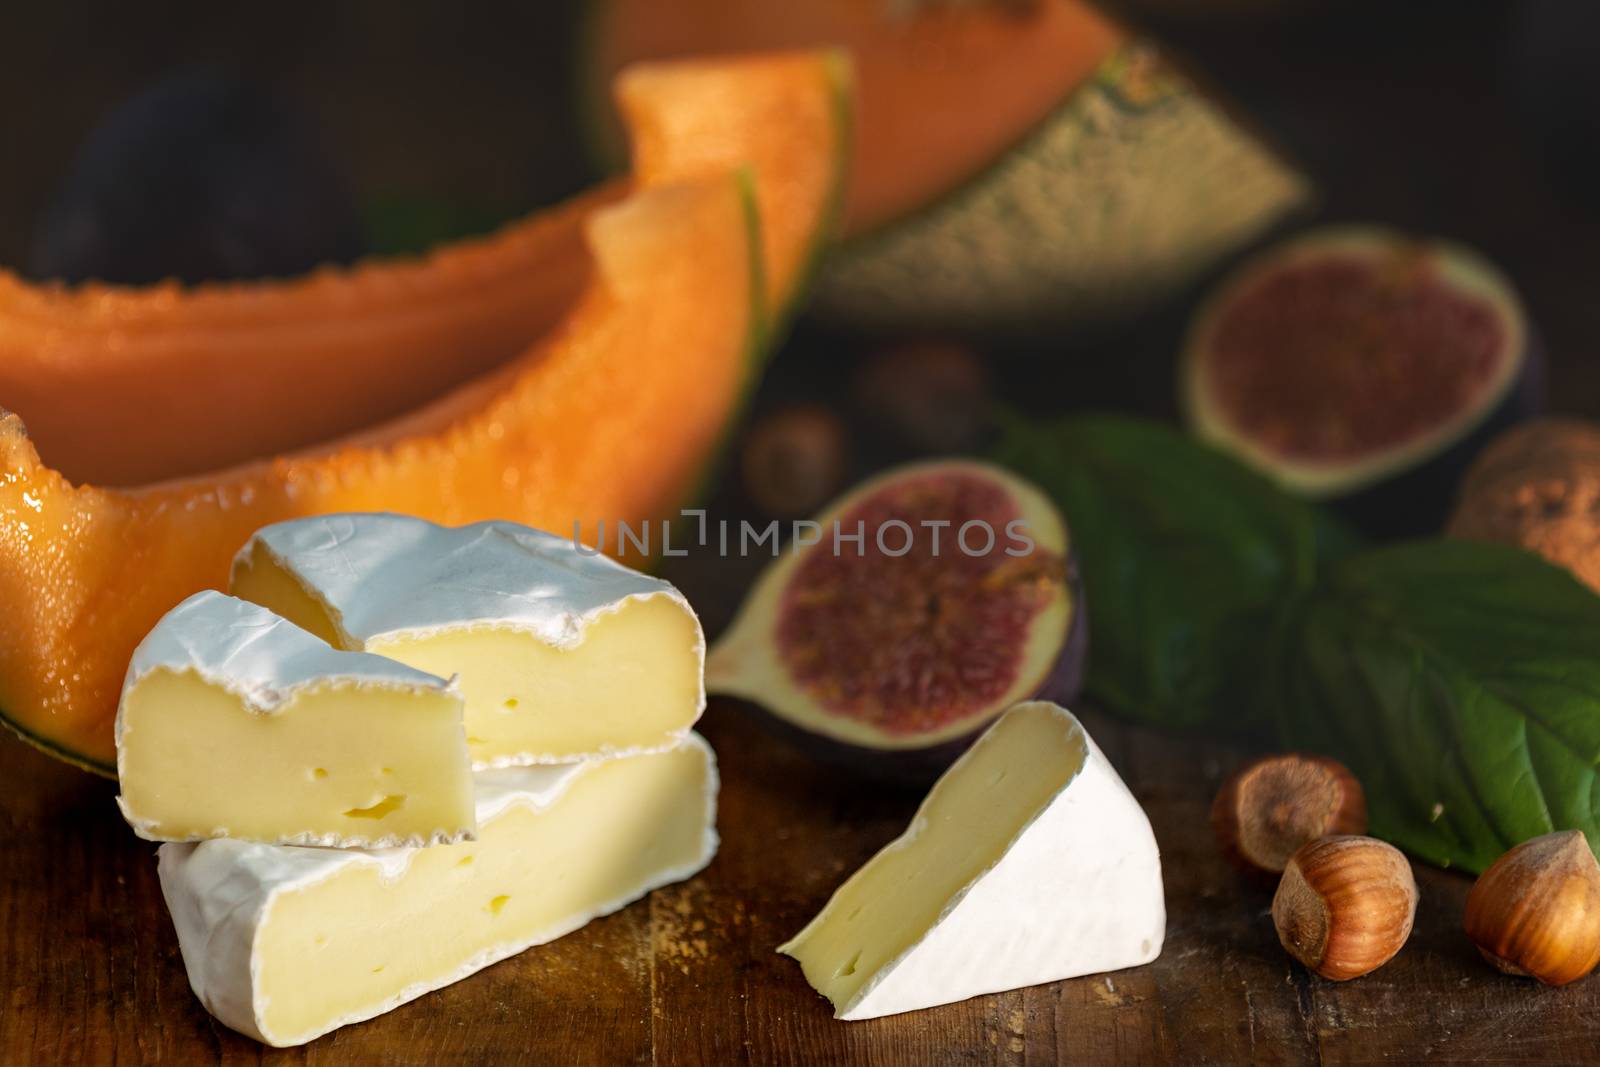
231, 513, 706, 767
116, 591, 474, 848
159, 736, 719, 1047
780, 701, 1164, 1020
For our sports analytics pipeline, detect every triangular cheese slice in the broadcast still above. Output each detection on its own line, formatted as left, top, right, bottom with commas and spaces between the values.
116, 591, 473, 848
779, 701, 1164, 1020
159, 737, 719, 1047
230, 513, 705, 768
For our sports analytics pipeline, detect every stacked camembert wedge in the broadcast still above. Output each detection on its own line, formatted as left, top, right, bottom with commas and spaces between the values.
114, 514, 717, 1047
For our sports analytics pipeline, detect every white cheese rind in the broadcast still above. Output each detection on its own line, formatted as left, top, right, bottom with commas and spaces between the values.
118, 590, 456, 725
781, 703, 1165, 1020
233, 513, 709, 766
116, 591, 472, 849
158, 735, 719, 1047
236, 512, 701, 652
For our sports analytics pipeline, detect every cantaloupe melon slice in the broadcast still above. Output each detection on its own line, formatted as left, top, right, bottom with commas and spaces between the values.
588, 0, 1312, 333
0, 186, 617, 488
0, 52, 846, 487
616, 51, 849, 339
0, 51, 850, 775
590, 0, 1119, 238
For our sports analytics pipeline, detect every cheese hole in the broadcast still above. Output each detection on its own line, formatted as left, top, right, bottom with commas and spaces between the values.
381, 766, 394, 775
836, 951, 862, 979
503, 698, 519, 710
488, 894, 511, 915
845, 906, 863, 922
372, 966, 385, 974
309, 767, 328, 781
344, 794, 406, 819
457, 855, 475, 868
467, 736, 489, 746
989, 770, 1008, 786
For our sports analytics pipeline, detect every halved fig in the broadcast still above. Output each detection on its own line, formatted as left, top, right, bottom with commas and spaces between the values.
706, 460, 1084, 777
1182, 226, 1541, 533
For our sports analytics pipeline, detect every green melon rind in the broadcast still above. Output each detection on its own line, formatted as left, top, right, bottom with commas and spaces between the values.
672, 166, 770, 520
810, 41, 1316, 333
763, 50, 854, 347
0, 708, 118, 779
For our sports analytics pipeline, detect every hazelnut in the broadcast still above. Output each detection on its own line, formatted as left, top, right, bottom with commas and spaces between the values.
1464, 830, 1600, 985
1272, 835, 1417, 980
850, 341, 991, 454
740, 405, 850, 519
1212, 753, 1367, 877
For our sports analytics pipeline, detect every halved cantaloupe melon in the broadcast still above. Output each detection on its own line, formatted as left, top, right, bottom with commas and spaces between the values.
617, 50, 850, 340
0, 180, 749, 778
590, 0, 1119, 238
0, 53, 845, 488
0, 186, 614, 487
0, 50, 850, 775
587, 0, 1312, 333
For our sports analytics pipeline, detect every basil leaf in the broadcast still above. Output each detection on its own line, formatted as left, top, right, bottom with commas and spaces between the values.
1275, 540, 1600, 873
993, 414, 1357, 733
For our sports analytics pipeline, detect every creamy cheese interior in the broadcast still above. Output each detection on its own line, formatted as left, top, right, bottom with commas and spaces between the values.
231, 543, 347, 648
118, 667, 473, 846
255, 742, 713, 1045
233, 544, 703, 765
781, 703, 1087, 1011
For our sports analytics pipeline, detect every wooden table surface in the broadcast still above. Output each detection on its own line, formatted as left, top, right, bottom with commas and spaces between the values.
7, 687, 1598, 1065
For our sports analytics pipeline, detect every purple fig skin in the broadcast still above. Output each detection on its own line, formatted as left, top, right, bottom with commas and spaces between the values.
1336, 329, 1545, 538
733, 551, 1088, 786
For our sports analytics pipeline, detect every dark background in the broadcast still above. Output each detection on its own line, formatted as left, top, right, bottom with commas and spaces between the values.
2, 0, 1596, 431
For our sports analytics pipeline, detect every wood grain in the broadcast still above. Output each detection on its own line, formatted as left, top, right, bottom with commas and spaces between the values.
6, 697, 1600, 1065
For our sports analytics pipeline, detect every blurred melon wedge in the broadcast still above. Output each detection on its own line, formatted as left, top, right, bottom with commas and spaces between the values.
0, 51, 847, 486
586, 0, 1312, 333
0, 50, 852, 775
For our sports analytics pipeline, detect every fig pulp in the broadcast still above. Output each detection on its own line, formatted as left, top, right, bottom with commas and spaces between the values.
706, 460, 1084, 777
1181, 226, 1541, 534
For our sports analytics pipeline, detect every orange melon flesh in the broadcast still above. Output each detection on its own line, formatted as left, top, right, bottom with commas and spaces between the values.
0, 186, 618, 487
0, 178, 752, 776
0, 48, 848, 489
594, 0, 1125, 235
0, 50, 851, 775
618, 51, 848, 320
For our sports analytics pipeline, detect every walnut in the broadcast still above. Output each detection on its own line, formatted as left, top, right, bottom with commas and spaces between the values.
1447, 418, 1600, 593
